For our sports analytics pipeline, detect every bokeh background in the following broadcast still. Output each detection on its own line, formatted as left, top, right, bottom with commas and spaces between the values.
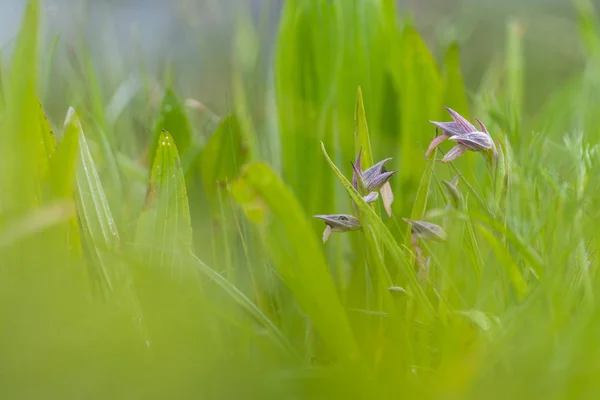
0, 0, 590, 121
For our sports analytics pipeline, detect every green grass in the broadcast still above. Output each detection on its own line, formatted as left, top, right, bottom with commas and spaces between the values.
2, 0, 600, 398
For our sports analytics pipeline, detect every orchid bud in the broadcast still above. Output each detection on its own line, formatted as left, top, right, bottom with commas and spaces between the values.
314, 214, 361, 243
442, 175, 463, 209
403, 218, 447, 242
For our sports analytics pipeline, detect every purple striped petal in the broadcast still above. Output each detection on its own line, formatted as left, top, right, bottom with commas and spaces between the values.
440, 144, 468, 163
474, 117, 489, 135
429, 121, 463, 136
449, 131, 494, 151
443, 106, 477, 134
425, 135, 449, 158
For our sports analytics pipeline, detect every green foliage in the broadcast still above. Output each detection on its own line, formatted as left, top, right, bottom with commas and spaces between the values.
0, 0, 41, 213
3, 0, 600, 398
200, 114, 248, 200
136, 130, 193, 271
148, 89, 193, 171
231, 162, 359, 362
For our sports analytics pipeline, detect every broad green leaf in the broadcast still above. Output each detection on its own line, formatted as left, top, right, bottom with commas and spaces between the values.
199, 115, 248, 199
443, 42, 470, 119
136, 130, 193, 272
42, 110, 82, 255
274, 0, 338, 217
230, 162, 360, 362
391, 24, 444, 215
0, 0, 41, 213
148, 89, 193, 171
70, 107, 120, 290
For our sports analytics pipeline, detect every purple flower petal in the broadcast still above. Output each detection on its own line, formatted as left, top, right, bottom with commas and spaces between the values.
363, 192, 379, 204
474, 117, 489, 135
425, 135, 449, 158
366, 171, 396, 192
429, 121, 463, 136
380, 182, 394, 217
440, 144, 468, 163
443, 106, 477, 134
352, 150, 363, 191
449, 131, 494, 151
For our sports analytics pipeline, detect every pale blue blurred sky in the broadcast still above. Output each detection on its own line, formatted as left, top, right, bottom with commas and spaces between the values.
0, 0, 594, 114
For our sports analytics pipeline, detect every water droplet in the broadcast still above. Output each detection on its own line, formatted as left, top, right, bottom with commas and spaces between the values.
164, 105, 172, 112
161, 141, 166, 146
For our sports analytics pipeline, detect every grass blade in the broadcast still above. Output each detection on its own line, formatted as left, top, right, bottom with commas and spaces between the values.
69, 107, 120, 290
136, 130, 193, 272
189, 252, 299, 359
0, 0, 41, 213
230, 161, 360, 362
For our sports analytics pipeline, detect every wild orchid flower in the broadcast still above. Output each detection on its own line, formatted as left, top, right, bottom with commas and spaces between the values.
351, 150, 396, 216
313, 214, 361, 243
427, 106, 497, 163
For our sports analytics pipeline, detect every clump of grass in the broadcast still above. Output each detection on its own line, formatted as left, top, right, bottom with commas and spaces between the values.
2, 0, 600, 399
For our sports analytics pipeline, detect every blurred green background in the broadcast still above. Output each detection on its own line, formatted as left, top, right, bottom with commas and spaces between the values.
0, 0, 590, 121
3, 0, 600, 399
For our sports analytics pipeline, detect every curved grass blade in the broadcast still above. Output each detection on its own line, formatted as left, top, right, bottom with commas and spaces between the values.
69, 107, 120, 290
43, 111, 82, 256
135, 130, 193, 273
230, 162, 360, 362
189, 252, 299, 360
0, 0, 42, 213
